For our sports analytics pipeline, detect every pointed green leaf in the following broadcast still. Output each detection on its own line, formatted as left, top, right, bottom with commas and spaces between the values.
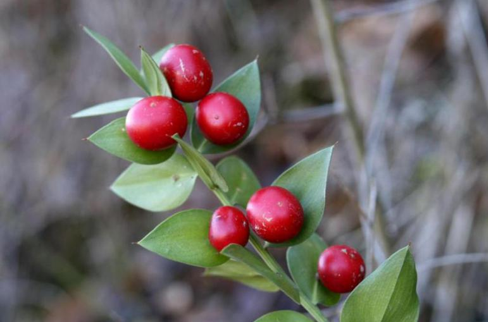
141, 47, 171, 97
152, 43, 175, 63
287, 234, 340, 306
341, 246, 419, 322
270, 146, 334, 247
139, 209, 228, 267
191, 60, 261, 154
255, 311, 313, 322
217, 156, 261, 207
172, 135, 228, 192
110, 154, 197, 212
204, 260, 279, 292
88, 117, 175, 165
71, 97, 142, 118
83, 26, 149, 94
221, 244, 300, 303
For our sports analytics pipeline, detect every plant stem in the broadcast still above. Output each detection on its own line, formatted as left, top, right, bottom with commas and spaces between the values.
212, 187, 232, 206
249, 235, 282, 274
311, 0, 392, 260
310, 0, 364, 163
301, 293, 329, 322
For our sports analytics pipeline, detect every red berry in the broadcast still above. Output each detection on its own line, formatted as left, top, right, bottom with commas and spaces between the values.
318, 245, 366, 293
196, 92, 249, 145
159, 44, 213, 102
246, 186, 304, 243
125, 96, 187, 151
209, 206, 250, 252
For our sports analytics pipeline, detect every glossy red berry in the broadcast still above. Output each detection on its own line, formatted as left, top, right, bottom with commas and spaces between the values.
159, 44, 213, 102
125, 96, 187, 151
209, 206, 250, 252
196, 92, 249, 145
318, 245, 366, 293
246, 186, 304, 243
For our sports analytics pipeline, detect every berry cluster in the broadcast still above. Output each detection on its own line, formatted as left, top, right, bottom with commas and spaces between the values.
209, 185, 365, 294
77, 28, 420, 320
124, 43, 364, 295
125, 44, 250, 151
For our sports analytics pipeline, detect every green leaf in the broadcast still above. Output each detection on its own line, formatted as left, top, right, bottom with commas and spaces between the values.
270, 146, 334, 247
216, 156, 261, 207
71, 97, 142, 118
88, 117, 175, 165
151, 43, 175, 63
172, 135, 228, 192
221, 244, 300, 303
255, 311, 313, 322
139, 209, 228, 267
110, 154, 197, 212
141, 47, 171, 97
191, 60, 261, 154
341, 246, 419, 322
83, 26, 149, 94
204, 260, 279, 292
287, 234, 340, 306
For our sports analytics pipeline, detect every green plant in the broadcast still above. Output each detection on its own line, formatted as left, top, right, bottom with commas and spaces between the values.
73, 26, 420, 322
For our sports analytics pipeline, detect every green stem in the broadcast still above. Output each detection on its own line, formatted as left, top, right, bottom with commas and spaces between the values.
249, 235, 282, 274
212, 187, 232, 206
301, 294, 329, 322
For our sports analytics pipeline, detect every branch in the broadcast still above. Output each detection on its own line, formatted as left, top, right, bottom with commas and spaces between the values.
418, 253, 488, 271
310, 0, 365, 165
281, 103, 342, 123
311, 0, 393, 262
335, 0, 439, 23
457, 0, 488, 109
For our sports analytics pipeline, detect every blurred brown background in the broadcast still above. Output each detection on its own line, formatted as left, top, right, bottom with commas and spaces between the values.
1, 0, 488, 321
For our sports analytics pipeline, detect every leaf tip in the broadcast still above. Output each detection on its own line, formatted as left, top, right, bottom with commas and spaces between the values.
136, 239, 146, 247
220, 243, 235, 256
82, 25, 92, 35
172, 134, 182, 142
